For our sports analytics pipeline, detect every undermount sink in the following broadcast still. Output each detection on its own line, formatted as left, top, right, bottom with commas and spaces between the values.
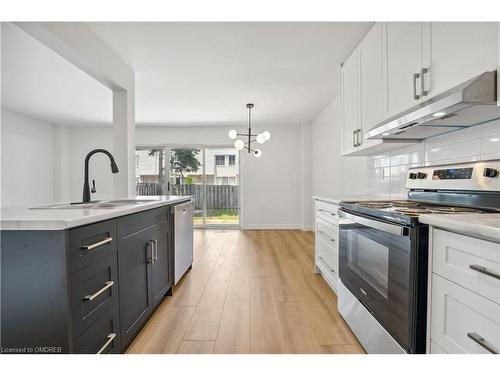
30, 199, 154, 210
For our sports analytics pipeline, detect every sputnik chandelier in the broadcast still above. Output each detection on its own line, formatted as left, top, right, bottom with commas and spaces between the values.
228, 103, 271, 158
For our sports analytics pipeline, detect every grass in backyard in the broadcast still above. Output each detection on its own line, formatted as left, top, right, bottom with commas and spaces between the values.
193, 208, 239, 225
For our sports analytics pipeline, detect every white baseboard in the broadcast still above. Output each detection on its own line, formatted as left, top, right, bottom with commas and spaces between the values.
302, 226, 314, 232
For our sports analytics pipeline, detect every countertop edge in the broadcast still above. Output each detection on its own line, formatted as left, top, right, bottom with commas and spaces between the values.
312, 195, 389, 205
419, 214, 500, 243
0, 196, 193, 231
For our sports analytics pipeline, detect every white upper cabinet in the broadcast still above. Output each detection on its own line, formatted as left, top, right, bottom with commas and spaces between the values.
341, 46, 360, 155
340, 22, 498, 157
427, 22, 497, 99
359, 23, 384, 149
385, 22, 427, 118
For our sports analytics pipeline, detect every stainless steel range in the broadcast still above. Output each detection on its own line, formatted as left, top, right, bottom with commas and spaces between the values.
337, 160, 500, 354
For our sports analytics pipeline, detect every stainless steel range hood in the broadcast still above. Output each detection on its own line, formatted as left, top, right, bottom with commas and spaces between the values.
366, 70, 499, 140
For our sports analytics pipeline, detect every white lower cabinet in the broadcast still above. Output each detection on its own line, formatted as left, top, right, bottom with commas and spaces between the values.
430, 274, 500, 354
427, 228, 500, 354
314, 199, 340, 292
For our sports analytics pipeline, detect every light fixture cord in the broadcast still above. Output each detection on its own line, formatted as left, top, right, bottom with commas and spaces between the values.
247, 105, 252, 153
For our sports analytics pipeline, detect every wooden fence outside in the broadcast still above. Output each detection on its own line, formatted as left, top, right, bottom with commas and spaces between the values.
136, 183, 239, 210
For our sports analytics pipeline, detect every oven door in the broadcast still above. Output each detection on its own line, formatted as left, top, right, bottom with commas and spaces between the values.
338, 209, 415, 351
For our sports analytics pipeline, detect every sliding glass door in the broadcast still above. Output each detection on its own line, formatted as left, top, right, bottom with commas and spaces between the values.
167, 147, 204, 226
204, 147, 239, 226
135, 145, 239, 227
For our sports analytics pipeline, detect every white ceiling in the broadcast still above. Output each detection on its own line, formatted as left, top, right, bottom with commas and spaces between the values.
1, 23, 112, 126
1, 22, 371, 127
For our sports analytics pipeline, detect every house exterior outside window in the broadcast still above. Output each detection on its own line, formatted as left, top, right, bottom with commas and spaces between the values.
215, 155, 225, 165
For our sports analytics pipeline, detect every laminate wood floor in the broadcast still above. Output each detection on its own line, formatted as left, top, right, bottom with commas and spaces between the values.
126, 229, 365, 354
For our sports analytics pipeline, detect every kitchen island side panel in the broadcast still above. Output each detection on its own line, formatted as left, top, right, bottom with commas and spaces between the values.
1, 230, 70, 353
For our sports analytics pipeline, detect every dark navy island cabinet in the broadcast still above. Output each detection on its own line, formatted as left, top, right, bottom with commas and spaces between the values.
1, 205, 176, 354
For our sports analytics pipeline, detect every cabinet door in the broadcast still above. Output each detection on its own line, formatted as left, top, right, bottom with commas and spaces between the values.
359, 23, 384, 148
341, 47, 360, 154
151, 231, 171, 307
428, 22, 497, 98
386, 22, 423, 117
118, 235, 153, 348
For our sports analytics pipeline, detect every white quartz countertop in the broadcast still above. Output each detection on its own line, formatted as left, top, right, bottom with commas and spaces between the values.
0, 196, 193, 231
313, 194, 389, 205
419, 213, 500, 243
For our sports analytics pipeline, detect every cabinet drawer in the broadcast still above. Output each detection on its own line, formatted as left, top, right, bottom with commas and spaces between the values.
73, 305, 120, 354
316, 218, 338, 250
316, 237, 338, 277
432, 229, 500, 304
430, 274, 500, 354
117, 207, 169, 248
429, 340, 448, 354
316, 201, 339, 226
69, 219, 117, 273
70, 254, 118, 338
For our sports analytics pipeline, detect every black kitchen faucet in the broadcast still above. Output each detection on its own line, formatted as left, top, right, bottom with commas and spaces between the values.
81, 149, 119, 203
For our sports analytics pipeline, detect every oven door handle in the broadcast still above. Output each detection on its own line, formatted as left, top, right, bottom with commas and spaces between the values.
340, 211, 410, 237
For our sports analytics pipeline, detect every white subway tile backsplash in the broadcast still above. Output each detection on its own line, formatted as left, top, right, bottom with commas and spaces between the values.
481, 118, 500, 137
424, 126, 480, 147
366, 123, 496, 198
425, 139, 481, 163
481, 136, 500, 155
390, 143, 425, 167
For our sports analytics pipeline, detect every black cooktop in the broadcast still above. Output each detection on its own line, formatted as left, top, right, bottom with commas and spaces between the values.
339, 200, 486, 226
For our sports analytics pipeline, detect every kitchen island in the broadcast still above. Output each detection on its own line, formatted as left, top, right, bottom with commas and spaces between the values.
0, 196, 192, 354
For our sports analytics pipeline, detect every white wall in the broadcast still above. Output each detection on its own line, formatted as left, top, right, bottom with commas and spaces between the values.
366, 119, 500, 198
300, 123, 313, 230
311, 95, 367, 198
67, 126, 114, 202
58, 124, 307, 229
53, 125, 70, 202
137, 125, 304, 229
1, 109, 55, 207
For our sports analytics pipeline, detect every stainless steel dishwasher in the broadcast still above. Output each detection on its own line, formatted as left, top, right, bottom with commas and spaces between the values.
174, 200, 194, 284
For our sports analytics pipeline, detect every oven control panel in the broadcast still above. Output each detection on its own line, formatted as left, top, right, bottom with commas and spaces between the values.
405, 160, 500, 191
432, 167, 473, 180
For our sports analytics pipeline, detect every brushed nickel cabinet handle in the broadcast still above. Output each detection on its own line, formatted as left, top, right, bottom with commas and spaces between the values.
318, 230, 336, 243
413, 72, 421, 100
97, 333, 116, 354
318, 208, 336, 216
84, 281, 114, 301
469, 264, 500, 280
467, 332, 498, 354
147, 240, 154, 264
353, 130, 357, 148
356, 129, 362, 147
421, 68, 428, 96
153, 239, 158, 263
81, 237, 112, 251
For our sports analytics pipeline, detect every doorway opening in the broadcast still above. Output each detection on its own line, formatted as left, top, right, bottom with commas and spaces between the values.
135, 145, 240, 227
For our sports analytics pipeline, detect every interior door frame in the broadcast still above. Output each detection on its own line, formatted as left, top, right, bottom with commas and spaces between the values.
136, 143, 240, 229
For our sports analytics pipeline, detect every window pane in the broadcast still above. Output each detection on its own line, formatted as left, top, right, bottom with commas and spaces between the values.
135, 147, 165, 195
215, 155, 225, 165
206, 147, 239, 225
